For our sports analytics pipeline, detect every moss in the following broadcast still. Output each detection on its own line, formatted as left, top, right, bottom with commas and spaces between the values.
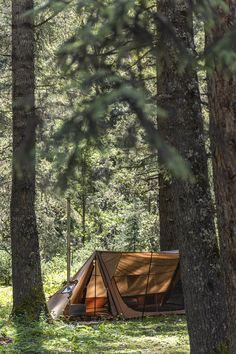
211, 341, 230, 354
11, 286, 48, 321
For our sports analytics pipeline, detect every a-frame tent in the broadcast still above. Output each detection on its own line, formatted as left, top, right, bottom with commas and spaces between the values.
48, 251, 184, 319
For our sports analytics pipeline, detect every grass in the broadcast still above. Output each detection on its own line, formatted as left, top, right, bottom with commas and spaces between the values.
0, 286, 189, 353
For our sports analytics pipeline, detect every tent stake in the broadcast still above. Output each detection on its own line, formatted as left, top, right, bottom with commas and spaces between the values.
67, 197, 71, 285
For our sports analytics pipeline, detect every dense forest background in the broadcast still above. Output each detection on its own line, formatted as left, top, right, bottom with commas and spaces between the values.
0, 0, 162, 283
1, 0, 236, 353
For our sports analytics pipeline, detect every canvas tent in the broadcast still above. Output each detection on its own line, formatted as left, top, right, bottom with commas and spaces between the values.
48, 251, 184, 319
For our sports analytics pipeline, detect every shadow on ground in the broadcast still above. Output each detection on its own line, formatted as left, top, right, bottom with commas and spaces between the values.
10, 318, 45, 354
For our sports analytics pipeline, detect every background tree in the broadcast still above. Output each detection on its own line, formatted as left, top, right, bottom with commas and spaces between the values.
156, 1, 227, 352
11, 0, 46, 318
204, 0, 236, 351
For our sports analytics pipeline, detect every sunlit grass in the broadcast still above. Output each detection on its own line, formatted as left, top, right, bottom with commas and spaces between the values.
0, 286, 189, 353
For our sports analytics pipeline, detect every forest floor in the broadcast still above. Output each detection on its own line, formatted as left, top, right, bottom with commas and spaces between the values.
0, 287, 189, 353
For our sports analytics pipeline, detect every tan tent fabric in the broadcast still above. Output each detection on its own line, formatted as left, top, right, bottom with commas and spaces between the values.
86, 262, 107, 298
97, 252, 142, 318
47, 253, 94, 319
47, 250, 184, 320
114, 252, 178, 297
100, 252, 122, 278
115, 274, 173, 296
70, 254, 94, 304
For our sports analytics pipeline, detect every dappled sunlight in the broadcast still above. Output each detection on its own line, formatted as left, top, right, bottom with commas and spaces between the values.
0, 286, 189, 353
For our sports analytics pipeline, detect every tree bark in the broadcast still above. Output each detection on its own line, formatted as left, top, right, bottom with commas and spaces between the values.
159, 174, 179, 250
157, 1, 228, 352
11, 0, 46, 319
206, 1, 236, 351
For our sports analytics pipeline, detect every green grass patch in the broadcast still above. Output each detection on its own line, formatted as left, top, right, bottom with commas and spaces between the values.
0, 287, 189, 353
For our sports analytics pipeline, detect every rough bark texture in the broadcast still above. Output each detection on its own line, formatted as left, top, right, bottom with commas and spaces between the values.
159, 174, 179, 250
157, 1, 227, 353
11, 0, 46, 318
206, 2, 236, 352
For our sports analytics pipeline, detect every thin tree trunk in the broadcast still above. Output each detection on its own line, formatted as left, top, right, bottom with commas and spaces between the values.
157, 1, 227, 352
81, 155, 86, 244
11, 0, 46, 319
82, 193, 86, 244
206, 1, 236, 351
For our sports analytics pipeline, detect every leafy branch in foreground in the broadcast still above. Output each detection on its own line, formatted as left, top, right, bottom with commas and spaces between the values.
54, 0, 196, 181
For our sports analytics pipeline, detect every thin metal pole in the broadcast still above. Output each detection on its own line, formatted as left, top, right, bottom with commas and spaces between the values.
94, 257, 97, 317
67, 197, 71, 285
142, 252, 153, 320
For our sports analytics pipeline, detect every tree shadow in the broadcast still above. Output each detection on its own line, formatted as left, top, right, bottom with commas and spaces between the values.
11, 317, 46, 353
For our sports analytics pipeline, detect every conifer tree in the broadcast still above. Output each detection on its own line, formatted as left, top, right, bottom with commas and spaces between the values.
157, 2, 227, 352
11, 0, 46, 318
206, 0, 236, 351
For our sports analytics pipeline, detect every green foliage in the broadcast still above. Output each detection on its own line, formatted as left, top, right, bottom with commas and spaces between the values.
0, 251, 11, 286
51, 0, 194, 181
42, 256, 67, 295
3, 0, 233, 273
0, 0, 163, 273
194, 1, 236, 73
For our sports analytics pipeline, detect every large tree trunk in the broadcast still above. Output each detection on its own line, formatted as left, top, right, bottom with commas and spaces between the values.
157, 1, 228, 352
159, 174, 179, 250
206, 1, 236, 351
11, 0, 46, 319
